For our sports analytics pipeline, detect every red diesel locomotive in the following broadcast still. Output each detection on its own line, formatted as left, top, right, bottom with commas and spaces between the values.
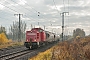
24, 28, 56, 49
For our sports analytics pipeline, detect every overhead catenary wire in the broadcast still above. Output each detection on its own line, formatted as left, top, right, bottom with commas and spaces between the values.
5, 0, 38, 20
63, 0, 65, 12
0, 1, 38, 30
1, 0, 41, 23
10, 0, 49, 22
11, 0, 42, 21
67, 0, 69, 35
0, 0, 20, 18
0, 2, 18, 13
0, 2, 19, 21
0, 0, 19, 16
68, 0, 69, 14
20, 0, 55, 22
52, 0, 61, 26
11, 0, 36, 14
64, 0, 70, 36
22, 1, 49, 18
19, 0, 49, 21
22, 1, 38, 13
52, 0, 60, 13
0, 0, 59, 29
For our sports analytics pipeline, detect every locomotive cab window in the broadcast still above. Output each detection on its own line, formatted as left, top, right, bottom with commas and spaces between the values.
39, 30, 43, 32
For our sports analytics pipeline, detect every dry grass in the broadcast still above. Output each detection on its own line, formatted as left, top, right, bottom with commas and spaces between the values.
30, 49, 52, 60
30, 36, 90, 60
0, 41, 24, 49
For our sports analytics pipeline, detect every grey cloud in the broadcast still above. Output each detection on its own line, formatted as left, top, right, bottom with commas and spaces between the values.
0, 0, 90, 35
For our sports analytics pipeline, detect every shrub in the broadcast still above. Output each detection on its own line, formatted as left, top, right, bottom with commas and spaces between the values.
0, 33, 10, 44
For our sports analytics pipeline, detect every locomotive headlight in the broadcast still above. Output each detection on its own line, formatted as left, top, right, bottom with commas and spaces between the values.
27, 39, 28, 41
34, 39, 36, 41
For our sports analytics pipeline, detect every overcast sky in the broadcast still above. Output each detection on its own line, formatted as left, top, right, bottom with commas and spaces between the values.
0, 0, 90, 35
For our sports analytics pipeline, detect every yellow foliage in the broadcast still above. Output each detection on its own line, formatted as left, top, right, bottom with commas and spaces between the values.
30, 36, 90, 60
80, 37, 90, 43
30, 49, 52, 60
0, 41, 24, 49
0, 33, 24, 49
0, 33, 9, 44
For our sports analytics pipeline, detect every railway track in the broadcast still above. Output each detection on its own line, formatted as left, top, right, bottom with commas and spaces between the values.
0, 49, 30, 60
0, 45, 26, 56
0, 41, 59, 60
0, 45, 24, 51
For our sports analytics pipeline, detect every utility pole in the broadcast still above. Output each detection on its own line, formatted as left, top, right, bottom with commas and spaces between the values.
43, 25, 45, 31
14, 14, 23, 42
38, 12, 40, 28
31, 24, 33, 29
51, 23, 53, 33
38, 22, 40, 28
60, 12, 69, 41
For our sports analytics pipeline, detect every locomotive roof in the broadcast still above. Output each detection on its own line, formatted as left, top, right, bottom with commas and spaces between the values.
45, 31, 55, 34
31, 28, 44, 31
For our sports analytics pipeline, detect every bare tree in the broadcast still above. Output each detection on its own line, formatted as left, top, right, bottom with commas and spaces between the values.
8, 21, 27, 41
73, 28, 85, 38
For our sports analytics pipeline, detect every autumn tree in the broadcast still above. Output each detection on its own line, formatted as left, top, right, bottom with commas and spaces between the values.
73, 28, 85, 38
0, 26, 8, 38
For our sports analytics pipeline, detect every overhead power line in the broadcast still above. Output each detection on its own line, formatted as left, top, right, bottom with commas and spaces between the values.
68, 0, 69, 14
63, 0, 65, 12
18, 0, 53, 21
67, 0, 70, 35
1, 0, 41, 23
0, 3, 18, 13
11, 0, 35, 14
4, 0, 36, 20
52, 0, 60, 13
10, 0, 44, 20
0, 0, 60, 27
23, 1, 38, 13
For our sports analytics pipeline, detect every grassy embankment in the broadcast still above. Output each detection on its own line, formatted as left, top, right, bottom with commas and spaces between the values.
30, 37, 90, 60
0, 33, 23, 49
